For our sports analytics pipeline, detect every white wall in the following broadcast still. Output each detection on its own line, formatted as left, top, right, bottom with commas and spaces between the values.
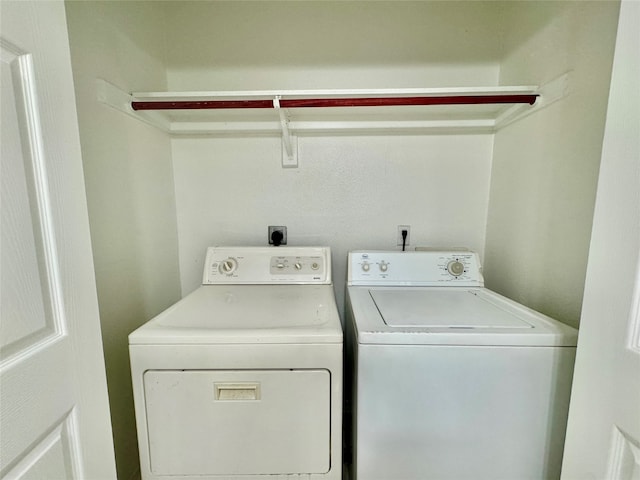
65, 3, 181, 479
484, 1, 620, 328
166, 0, 619, 324
162, 1, 503, 90
163, 1, 504, 311
172, 134, 494, 309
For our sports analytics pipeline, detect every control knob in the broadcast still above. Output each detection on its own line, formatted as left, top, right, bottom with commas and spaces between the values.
379, 261, 389, 272
361, 262, 370, 272
447, 260, 465, 277
220, 257, 238, 275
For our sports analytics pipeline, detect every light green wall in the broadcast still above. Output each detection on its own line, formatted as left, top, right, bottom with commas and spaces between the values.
161, 0, 504, 90
484, 1, 620, 328
65, 2, 181, 479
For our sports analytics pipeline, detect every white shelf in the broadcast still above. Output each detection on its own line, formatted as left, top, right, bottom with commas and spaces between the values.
97, 76, 569, 167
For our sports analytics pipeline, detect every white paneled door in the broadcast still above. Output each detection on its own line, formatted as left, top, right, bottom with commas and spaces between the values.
561, 2, 640, 479
0, 1, 116, 479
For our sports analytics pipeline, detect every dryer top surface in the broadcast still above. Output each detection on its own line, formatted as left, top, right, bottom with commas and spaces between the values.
130, 284, 342, 345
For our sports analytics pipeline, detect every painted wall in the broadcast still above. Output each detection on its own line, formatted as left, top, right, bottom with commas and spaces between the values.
162, 1, 503, 91
162, 1, 504, 308
484, 1, 620, 328
65, 3, 181, 479
172, 134, 494, 310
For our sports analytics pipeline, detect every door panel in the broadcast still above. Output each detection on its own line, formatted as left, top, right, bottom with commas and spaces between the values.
2, 414, 78, 480
561, 2, 640, 478
1, 38, 61, 364
0, 2, 116, 478
0, 36, 81, 477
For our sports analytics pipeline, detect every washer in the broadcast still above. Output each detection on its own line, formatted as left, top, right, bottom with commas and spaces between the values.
129, 246, 342, 480
345, 250, 577, 480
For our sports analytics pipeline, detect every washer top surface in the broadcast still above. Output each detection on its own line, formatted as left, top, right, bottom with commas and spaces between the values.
371, 288, 532, 328
349, 286, 577, 346
347, 250, 578, 346
129, 247, 342, 345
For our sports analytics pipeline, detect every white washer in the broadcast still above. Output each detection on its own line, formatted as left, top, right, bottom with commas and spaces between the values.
129, 247, 342, 480
345, 250, 577, 480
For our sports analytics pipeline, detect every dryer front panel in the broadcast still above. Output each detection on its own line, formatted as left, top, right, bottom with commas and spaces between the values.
143, 369, 330, 476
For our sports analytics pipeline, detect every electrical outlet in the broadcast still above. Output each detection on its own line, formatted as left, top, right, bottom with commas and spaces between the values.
397, 225, 410, 247
268, 226, 287, 245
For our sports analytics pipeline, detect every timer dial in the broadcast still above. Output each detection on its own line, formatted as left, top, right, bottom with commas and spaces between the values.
447, 260, 465, 277
219, 257, 238, 275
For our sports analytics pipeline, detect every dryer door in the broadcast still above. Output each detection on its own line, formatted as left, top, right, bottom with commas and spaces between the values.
143, 369, 330, 476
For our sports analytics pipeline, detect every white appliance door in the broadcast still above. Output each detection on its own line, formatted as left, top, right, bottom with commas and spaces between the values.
562, 2, 640, 477
144, 369, 331, 475
0, 1, 116, 478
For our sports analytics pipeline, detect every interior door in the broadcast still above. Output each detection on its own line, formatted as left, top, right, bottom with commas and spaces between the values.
0, 1, 116, 478
561, 2, 640, 478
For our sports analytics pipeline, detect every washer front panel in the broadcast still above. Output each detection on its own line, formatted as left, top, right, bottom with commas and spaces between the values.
352, 342, 576, 480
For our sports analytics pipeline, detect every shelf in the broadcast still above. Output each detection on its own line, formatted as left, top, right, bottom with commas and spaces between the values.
97, 75, 569, 167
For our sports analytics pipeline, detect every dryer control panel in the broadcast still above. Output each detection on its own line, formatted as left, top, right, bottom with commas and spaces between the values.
203, 246, 331, 284
348, 250, 483, 286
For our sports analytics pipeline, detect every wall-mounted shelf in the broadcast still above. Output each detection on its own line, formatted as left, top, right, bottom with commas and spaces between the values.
97, 75, 569, 168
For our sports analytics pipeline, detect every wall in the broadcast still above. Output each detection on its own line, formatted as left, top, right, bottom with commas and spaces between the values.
172, 134, 494, 309
484, 1, 620, 328
65, 3, 181, 479
162, 1, 503, 91
163, 1, 504, 307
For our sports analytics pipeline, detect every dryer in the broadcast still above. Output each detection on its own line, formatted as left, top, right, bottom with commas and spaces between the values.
129, 247, 342, 480
345, 250, 577, 480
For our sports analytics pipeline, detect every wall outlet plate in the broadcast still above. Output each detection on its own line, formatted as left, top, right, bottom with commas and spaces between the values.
268, 226, 287, 245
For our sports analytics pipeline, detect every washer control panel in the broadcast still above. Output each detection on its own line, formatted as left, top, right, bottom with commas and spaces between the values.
203, 246, 331, 284
348, 250, 483, 286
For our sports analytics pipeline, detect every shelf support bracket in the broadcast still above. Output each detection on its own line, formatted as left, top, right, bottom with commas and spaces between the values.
96, 79, 170, 132
274, 96, 298, 168
495, 72, 570, 129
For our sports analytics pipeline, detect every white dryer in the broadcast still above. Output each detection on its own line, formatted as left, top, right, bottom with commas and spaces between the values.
345, 250, 577, 480
129, 247, 342, 480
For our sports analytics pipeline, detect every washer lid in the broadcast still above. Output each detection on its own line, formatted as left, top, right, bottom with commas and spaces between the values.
347, 286, 578, 346
129, 285, 343, 345
371, 289, 533, 329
